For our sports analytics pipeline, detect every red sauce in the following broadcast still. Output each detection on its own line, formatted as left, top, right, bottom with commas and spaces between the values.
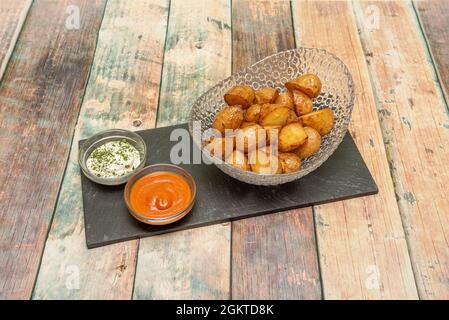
130, 172, 191, 220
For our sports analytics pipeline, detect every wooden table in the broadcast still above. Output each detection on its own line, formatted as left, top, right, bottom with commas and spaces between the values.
1, 0, 448, 300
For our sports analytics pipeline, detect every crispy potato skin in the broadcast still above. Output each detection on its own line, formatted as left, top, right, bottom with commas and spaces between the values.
204, 136, 235, 159
254, 87, 279, 104
293, 126, 321, 159
212, 105, 244, 134
224, 85, 255, 109
292, 90, 313, 116
278, 122, 308, 152
264, 125, 281, 146
274, 92, 294, 109
235, 124, 266, 153
259, 104, 291, 127
226, 150, 251, 171
241, 121, 257, 128
286, 109, 299, 124
285, 74, 322, 98
249, 148, 282, 174
299, 108, 334, 136
210, 75, 330, 175
244, 104, 262, 123
279, 152, 301, 173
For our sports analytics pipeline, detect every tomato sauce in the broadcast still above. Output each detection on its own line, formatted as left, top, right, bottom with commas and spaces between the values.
130, 172, 191, 220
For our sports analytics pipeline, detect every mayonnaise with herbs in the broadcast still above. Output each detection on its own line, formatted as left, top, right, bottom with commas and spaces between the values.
86, 139, 141, 178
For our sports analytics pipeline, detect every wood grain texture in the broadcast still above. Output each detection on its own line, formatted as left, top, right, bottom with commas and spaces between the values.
231, 0, 321, 300
0, 0, 106, 300
354, 0, 449, 299
292, 0, 418, 299
0, 0, 32, 80
133, 0, 232, 300
156, 0, 232, 127
415, 0, 449, 102
32, 0, 169, 299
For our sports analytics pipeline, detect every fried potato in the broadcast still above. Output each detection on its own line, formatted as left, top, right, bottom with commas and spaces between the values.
244, 104, 262, 123
254, 87, 278, 104
224, 85, 255, 109
226, 150, 251, 171
264, 125, 281, 146
249, 148, 282, 174
212, 105, 244, 134
274, 92, 294, 109
235, 124, 266, 153
298, 108, 334, 136
292, 90, 313, 116
204, 136, 235, 159
259, 104, 291, 127
293, 126, 321, 159
278, 122, 308, 152
286, 109, 299, 124
240, 121, 257, 128
279, 153, 301, 173
285, 74, 322, 98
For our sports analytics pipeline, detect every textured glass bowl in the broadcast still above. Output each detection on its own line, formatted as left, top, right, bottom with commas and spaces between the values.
189, 47, 355, 186
78, 129, 147, 186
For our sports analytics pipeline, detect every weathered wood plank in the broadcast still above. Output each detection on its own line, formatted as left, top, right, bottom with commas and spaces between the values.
32, 0, 169, 299
231, 0, 321, 300
133, 0, 232, 300
291, 0, 418, 299
0, 0, 32, 80
156, 0, 232, 127
0, 0, 106, 300
415, 0, 449, 102
354, 0, 449, 299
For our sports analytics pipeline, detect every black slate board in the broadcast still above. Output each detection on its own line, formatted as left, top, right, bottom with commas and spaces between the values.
80, 123, 378, 248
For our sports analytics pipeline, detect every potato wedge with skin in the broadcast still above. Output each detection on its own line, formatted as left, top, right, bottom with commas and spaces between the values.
204, 136, 235, 159
259, 104, 291, 127
274, 92, 294, 109
249, 148, 282, 174
226, 150, 250, 171
235, 124, 266, 153
279, 153, 301, 173
293, 126, 321, 159
285, 74, 322, 98
244, 104, 262, 123
291, 90, 313, 116
279, 122, 308, 152
264, 125, 281, 146
254, 87, 278, 104
240, 121, 257, 128
212, 105, 244, 135
299, 108, 334, 136
286, 109, 299, 124
224, 85, 255, 109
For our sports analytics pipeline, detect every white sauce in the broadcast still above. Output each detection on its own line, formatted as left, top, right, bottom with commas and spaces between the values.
86, 139, 141, 179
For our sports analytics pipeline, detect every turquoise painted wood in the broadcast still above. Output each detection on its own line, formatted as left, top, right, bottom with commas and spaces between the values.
292, 0, 418, 299
0, 0, 32, 80
32, 0, 169, 299
0, 0, 107, 299
133, 0, 232, 299
230, 0, 321, 299
354, 0, 449, 299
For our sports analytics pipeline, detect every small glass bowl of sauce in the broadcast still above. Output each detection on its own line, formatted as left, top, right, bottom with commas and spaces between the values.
79, 129, 146, 186
124, 164, 197, 225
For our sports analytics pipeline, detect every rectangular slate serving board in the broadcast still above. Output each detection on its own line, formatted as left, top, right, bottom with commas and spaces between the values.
80, 123, 378, 248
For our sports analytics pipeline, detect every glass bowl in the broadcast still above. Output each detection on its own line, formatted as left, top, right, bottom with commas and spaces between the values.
78, 129, 147, 186
189, 47, 355, 186
123, 164, 197, 225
